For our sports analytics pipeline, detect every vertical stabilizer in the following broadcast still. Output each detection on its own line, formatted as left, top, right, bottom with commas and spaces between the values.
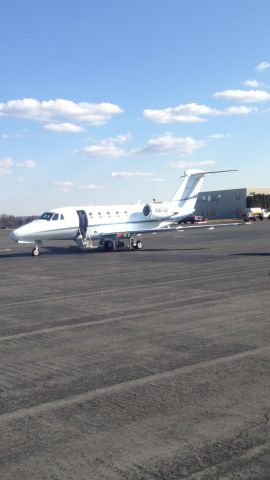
171, 169, 206, 212
171, 168, 238, 212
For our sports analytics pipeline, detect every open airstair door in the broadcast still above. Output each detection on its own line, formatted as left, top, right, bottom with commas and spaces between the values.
77, 210, 88, 239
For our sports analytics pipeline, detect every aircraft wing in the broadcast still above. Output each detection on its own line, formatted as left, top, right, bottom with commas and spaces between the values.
99, 221, 244, 237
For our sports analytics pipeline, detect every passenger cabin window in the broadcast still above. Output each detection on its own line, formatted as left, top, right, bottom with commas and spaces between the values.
52, 213, 59, 220
39, 212, 54, 221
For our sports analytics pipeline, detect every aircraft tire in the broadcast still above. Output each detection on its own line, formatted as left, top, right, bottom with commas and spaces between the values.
107, 240, 114, 251
135, 240, 143, 250
31, 247, 40, 256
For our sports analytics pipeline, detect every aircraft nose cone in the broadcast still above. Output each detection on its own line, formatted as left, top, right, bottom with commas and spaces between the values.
9, 229, 18, 241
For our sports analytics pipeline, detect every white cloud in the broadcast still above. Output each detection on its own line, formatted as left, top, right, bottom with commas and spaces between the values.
111, 171, 153, 178
255, 61, 270, 72
138, 133, 204, 156
149, 177, 167, 182
52, 180, 73, 192
169, 160, 216, 169
77, 184, 105, 190
242, 79, 260, 88
144, 103, 213, 123
44, 123, 85, 133
52, 180, 105, 191
1, 132, 23, 139
16, 159, 36, 169
77, 134, 131, 157
0, 157, 14, 176
144, 101, 257, 123
0, 98, 123, 128
208, 133, 232, 139
0, 157, 37, 177
214, 89, 270, 103
77, 133, 204, 158
223, 105, 258, 114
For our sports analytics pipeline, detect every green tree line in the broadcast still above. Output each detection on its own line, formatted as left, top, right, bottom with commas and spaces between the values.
246, 194, 270, 209
0, 214, 38, 228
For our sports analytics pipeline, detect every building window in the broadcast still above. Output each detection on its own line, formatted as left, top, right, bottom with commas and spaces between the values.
207, 195, 212, 202
236, 192, 241, 200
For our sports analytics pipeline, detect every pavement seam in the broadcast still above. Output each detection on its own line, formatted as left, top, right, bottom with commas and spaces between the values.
0, 344, 269, 423
0, 265, 268, 309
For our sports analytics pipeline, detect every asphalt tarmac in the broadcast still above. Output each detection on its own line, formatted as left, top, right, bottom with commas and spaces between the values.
0, 222, 270, 479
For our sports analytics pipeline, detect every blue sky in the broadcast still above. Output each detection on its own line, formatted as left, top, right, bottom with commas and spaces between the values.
1, 0, 270, 215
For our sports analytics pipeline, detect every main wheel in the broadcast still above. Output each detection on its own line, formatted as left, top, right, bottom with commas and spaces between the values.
107, 240, 115, 251
31, 247, 40, 256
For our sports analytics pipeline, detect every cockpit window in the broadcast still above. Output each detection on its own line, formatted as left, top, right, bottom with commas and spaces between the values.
60, 214, 64, 220
52, 213, 59, 221
39, 212, 54, 221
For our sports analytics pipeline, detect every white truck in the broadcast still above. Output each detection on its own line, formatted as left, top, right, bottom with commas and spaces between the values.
241, 207, 270, 221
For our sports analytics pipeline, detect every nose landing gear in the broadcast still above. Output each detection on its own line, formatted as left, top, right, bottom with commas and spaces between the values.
31, 242, 42, 256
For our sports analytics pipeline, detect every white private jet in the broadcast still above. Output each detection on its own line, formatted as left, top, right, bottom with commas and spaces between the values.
10, 169, 241, 256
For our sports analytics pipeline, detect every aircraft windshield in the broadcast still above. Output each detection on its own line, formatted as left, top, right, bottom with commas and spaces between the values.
39, 212, 54, 221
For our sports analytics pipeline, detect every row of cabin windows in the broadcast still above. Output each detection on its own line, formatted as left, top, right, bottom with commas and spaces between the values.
89, 211, 129, 218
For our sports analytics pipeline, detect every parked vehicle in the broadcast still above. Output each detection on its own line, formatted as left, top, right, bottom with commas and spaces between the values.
179, 215, 208, 224
241, 207, 270, 221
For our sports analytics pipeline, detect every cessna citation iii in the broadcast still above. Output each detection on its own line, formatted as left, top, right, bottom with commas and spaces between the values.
10, 169, 240, 256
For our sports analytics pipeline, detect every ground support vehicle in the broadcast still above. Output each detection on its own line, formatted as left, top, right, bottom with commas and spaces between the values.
99, 233, 143, 251
179, 215, 208, 224
241, 208, 270, 221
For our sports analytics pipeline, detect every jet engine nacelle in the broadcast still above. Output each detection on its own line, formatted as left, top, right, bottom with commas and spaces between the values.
142, 202, 177, 220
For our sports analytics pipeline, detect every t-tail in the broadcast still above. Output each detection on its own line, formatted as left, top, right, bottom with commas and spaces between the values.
171, 169, 238, 212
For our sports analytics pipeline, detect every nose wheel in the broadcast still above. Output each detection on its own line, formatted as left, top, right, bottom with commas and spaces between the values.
31, 246, 40, 256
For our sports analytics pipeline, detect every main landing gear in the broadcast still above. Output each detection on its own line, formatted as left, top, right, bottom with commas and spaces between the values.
134, 239, 142, 250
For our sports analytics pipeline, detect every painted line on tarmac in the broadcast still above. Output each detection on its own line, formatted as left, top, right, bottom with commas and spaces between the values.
0, 302, 262, 342
0, 344, 269, 423
0, 248, 11, 252
0, 266, 268, 309
0, 290, 228, 341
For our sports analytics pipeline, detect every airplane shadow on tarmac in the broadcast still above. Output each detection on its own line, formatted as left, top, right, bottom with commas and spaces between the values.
0, 246, 210, 258
232, 252, 270, 257
0, 246, 81, 258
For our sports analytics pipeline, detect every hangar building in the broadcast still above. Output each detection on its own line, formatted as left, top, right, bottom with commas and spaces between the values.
195, 188, 270, 219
